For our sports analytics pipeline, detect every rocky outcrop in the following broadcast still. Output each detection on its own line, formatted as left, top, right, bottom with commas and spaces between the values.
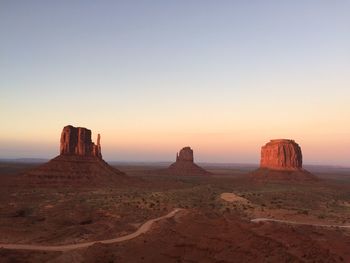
260, 139, 302, 171
166, 146, 211, 176
60, 125, 102, 158
23, 125, 126, 185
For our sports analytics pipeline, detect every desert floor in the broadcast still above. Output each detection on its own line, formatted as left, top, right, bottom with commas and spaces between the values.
0, 162, 349, 263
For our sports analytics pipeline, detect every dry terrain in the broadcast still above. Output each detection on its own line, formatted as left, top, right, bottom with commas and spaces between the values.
0, 162, 350, 262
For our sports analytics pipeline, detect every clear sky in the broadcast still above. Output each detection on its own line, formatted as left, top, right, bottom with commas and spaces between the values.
1, 1, 349, 165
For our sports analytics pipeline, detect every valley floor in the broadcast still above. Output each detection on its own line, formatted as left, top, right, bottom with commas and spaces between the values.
0, 163, 350, 262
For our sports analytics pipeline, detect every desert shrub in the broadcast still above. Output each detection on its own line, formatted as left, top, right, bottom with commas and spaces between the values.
13, 208, 33, 217
298, 210, 309, 215
80, 219, 93, 225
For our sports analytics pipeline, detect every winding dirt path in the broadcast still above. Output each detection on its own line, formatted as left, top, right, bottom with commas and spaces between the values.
0, 208, 183, 252
251, 218, 350, 228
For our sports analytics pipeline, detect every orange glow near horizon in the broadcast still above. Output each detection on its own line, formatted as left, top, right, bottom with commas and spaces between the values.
2, 121, 348, 165
1, 2, 349, 165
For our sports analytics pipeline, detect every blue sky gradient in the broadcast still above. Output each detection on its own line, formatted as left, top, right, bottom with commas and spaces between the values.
1, 1, 350, 164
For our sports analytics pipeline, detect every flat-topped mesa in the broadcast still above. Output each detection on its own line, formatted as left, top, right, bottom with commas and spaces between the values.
60, 125, 102, 158
260, 139, 302, 171
176, 147, 194, 162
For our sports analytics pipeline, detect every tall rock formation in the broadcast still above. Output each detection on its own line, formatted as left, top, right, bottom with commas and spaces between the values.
23, 125, 126, 185
251, 139, 316, 181
93, 134, 102, 158
176, 147, 194, 162
60, 125, 102, 158
166, 146, 211, 176
260, 139, 302, 171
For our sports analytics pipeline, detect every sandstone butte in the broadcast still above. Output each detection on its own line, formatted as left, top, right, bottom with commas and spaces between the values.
23, 125, 126, 185
252, 139, 316, 181
260, 139, 303, 171
166, 146, 211, 176
60, 125, 102, 158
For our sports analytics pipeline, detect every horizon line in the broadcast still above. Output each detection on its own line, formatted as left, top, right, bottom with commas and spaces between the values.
1, 157, 350, 169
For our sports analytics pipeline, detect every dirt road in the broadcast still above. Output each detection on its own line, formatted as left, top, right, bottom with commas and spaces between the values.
251, 218, 350, 228
0, 208, 183, 252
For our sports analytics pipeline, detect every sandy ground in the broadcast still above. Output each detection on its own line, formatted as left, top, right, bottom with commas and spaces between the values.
0, 209, 183, 252
1, 162, 350, 262
220, 192, 250, 204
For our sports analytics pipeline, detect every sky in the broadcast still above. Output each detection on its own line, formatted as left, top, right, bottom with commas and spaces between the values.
1, 0, 350, 165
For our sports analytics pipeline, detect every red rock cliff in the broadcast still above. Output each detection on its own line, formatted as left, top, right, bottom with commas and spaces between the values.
60, 125, 102, 158
176, 147, 194, 162
260, 139, 302, 170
